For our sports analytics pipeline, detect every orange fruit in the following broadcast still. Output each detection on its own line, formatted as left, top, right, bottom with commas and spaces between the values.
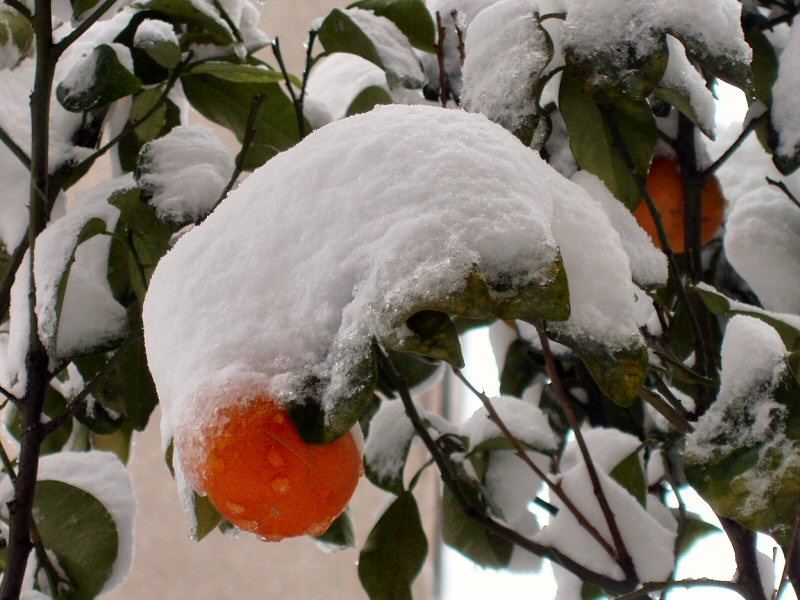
179, 394, 363, 541
634, 156, 725, 253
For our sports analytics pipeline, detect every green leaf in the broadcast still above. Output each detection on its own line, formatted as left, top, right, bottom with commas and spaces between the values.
348, 0, 435, 52
0, 7, 33, 64
191, 491, 222, 541
609, 449, 646, 506
187, 61, 285, 83
140, 37, 181, 69
49, 218, 108, 358
404, 310, 463, 366
442, 485, 513, 568
670, 30, 751, 93
745, 26, 778, 106
314, 510, 356, 550
318, 8, 425, 88
358, 492, 428, 600
34, 480, 119, 600
92, 422, 134, 463
57, 45, 142, 113
559, 68, 657, 209
346, 85, 394, 116
133, 0, 234, 45
675, 511, 720, 556
499, 337, 538, 397
181, 67, 302, 170
376, 350, 439, 398
653, 86, 714, 139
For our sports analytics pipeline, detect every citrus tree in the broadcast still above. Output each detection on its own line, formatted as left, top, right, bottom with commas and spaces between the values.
0, 0, 799, 598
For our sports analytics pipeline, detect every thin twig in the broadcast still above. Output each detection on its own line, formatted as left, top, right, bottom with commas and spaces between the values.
701, 116, 762, 181
451, 366, 621, 560
720, 517, 768, 600
614, 578, 744, 600
537, 328, 638, 583
374, 342, 635, 595
205, 92, 266, 219
0, 385, 18, 405
450, 10, 465, 66
0, 124, 31, 170
434, 12, 449, 108
54, 0, 119, 56
775, 506, 800, 599
766, 177, 800, 210
271, 36, 313, 138
0, 234, 29, 324
41, 331, 139, 436
640, 388, 694, 434
3, 0, 32, 20
296, 29, 318, 137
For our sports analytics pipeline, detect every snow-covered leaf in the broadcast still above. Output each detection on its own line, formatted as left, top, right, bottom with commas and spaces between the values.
318, 7, 425, 89
676, 511, 720, 556
349, 0, 436, 52
0, 7, 33, 70
134, 0, 235, 46
772, 25, 800, 174
314, 509, 356, 551
358, 492, 428, 600
685, 316, 800, 545
364, 400, 416, 494
136, 125, 234, 225
559, 69, 657, 209
186, 61, 285, 84
117, 88, 182, 172
346, 84, 393, 116
133, 18, 181, 69
461, 0, 552, 144
462, 395, 558, 454
181, 64, 302, 170
56, 44, 141, 113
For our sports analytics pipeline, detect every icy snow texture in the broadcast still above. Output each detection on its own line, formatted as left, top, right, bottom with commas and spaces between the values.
571, 171, 667, 288
559, 427, 641, 474
686, 316, 786, 463
562, 0, 750, 81
0, 452, 137, 595
32, 177, 130, 359
137, 125, 234, 224
306, 53, 388, 120
461, 0, 550, 135
345, 8, 425, 88
133, 18, 178, 48
659, 35, 717, 138
364, 400, 415, 482
143, 105, 643, 444
772, 24, 800, 163
462, 395, 558, 451
725, 186, 800, 314
535, 465, 675, 581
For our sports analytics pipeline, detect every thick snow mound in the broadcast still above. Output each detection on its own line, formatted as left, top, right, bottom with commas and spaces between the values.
143, 105, 643, 443
773, 25, 800, 168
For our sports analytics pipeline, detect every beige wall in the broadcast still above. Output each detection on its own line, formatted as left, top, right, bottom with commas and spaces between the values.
105, 2, 440, 598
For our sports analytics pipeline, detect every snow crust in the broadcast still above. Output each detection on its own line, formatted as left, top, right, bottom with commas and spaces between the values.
143, 105, 643, 446
659, 35, 716, 138
461, 0, 550, 134
461, 395, 557, 451
345, 8, 425, 88
725, 185, 800, 314
772, 24, 800, 162
133, 19, 178, 48
136, 125, 234, 224
307, 53, 388, 121
559, 427, 641, 474
364, 400, 416, 482
571, 171, 667, 288
0, 452, 137, 595
59, 42, 134, 99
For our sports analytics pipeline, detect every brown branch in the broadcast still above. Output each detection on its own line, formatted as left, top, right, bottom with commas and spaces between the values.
0, 234, 29, 323
451, 366, 621, 561
720, 517, 768, 600
434, 12, 450, 108
537, 328, 638, 583
766, 177, 800, 211
639, 388, 694, 434
54, 0, 119, 56
450, 10, 465, 66
776, 506, 800, 599
700, 116, 762, 181
373, 342, 635, 595
0, 124, 30, 170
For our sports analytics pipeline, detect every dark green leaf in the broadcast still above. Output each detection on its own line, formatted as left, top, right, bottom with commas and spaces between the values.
359, 492, 428, 600
57, 45, 142, 113
0, 7, 33, 63
140, 37, 181, 69
499, 338, 538, 397
442, 486, 513, 568
314, 510, 356, 550
34, 480, 119, 600
653, 86, 714, 139
403, 310, 464, 366
675, 511, 720, 556
187, 61, 285, 83
191, 492, 222, 541
346, 85, 393, 116
133, 0, 234, 45
348, 0, 435, 52
609, 449, 646, 506
559, 68, 657, 209
92, 422, 134, 463
745, 26, 778, 106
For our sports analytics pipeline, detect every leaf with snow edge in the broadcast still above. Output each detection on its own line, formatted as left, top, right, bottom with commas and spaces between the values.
315, 509, 356, 551
92, 423, 134, 463
685, 316, 800, 545
499, 337, 538, 398
744, 25, 778, 107
364, 400, 416, 494
346, 85, 393, 116
442, 483, 513, 569
694, 283, 800, 350
190, 491, 222, 541
772, 25, 800, 174
462, 395, 558, 456
675, 511, 720, 556
609, 449, 646, 507
318, 8, 425, 89
186, 61, 285, 84
181, 66, 302, 170
117, 89, 182, 173
136, 125, 234, 226
653, 36, 716, 139
0, 7, 32, 69
34, 480, 119, 599
359, 492, 427, 600
134, 19, 181, 69
57, 44, 142, 113
134, 0, 235, 45
349, 0, 435, 52
461, 0, 552, 145
559, 69, 657, 210
375, 350, 440, 398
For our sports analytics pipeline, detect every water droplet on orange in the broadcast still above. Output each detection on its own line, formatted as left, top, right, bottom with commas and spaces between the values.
267, 451, 284, 467
271, 477, 291, 494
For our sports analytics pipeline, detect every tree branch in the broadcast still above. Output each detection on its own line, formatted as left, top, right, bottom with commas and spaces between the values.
537, 328, 638, 583
720, 517, 767, 600
700, 116, 761, 181
766, 177, 800, 210
0, 124, 31, 170
54, 0, 119, 56
451, 366, 622, 561
373, 342, 635, 595
434, 12, 450, 108
271, 33, 316, 139
776, 506, 800, 599
614, 578, 744, 600
0, 235, 29, 324
639, 388, 694, 434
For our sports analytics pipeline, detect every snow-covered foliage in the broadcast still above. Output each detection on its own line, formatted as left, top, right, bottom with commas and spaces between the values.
461, 395, 557, 452
772, 24, 800, 171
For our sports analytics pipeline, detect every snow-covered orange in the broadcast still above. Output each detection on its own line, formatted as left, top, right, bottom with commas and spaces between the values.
634, 156, 725, 253
180, 394, 362, 541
